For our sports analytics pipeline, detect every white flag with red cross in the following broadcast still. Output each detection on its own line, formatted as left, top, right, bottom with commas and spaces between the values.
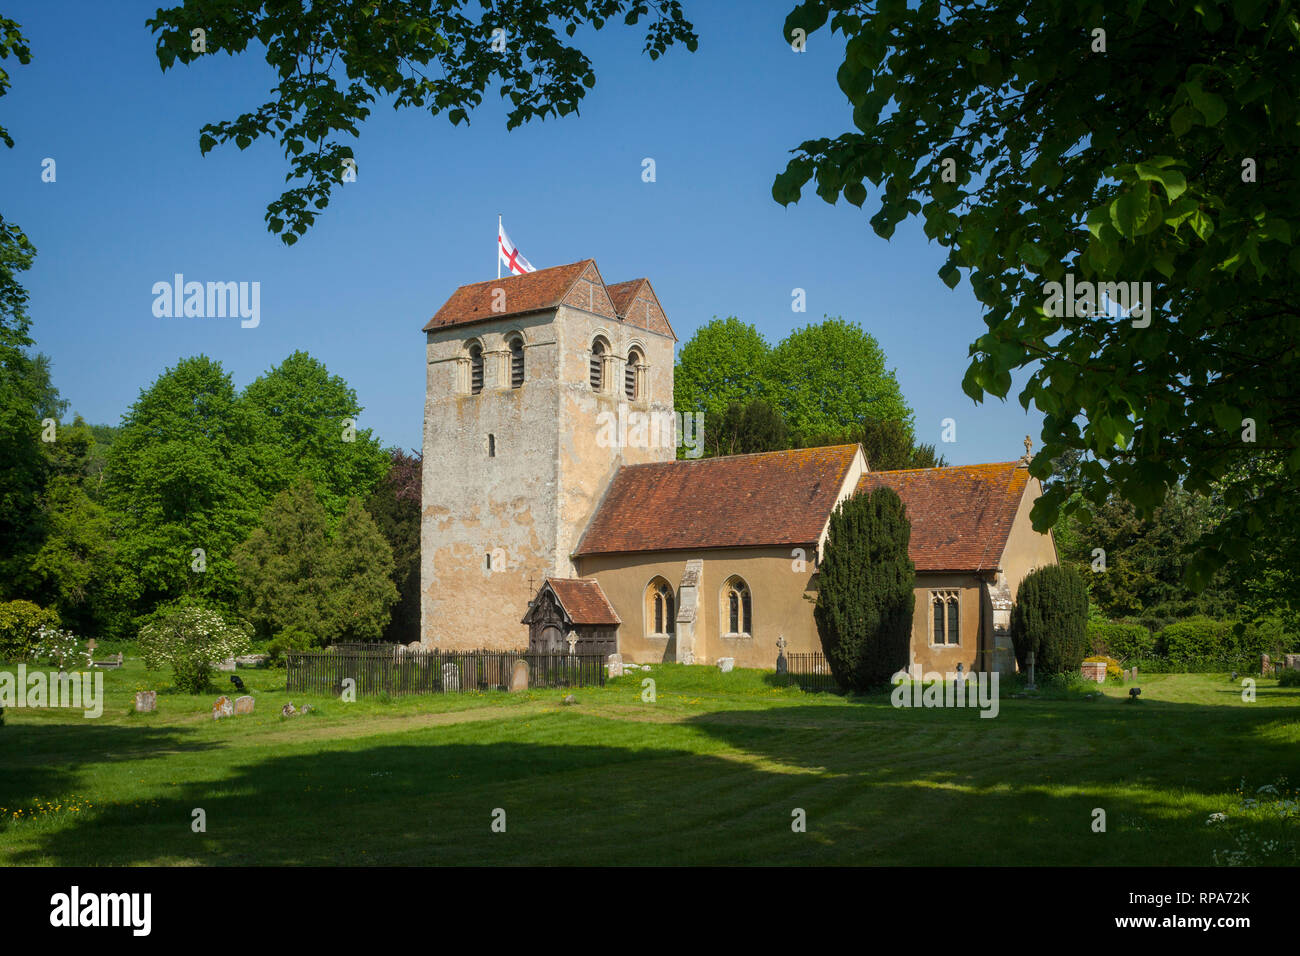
498, 219, 535, 277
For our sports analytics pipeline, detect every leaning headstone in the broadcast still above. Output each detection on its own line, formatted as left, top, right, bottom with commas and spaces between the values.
717, 657, 735, 673
442, 662, 461, 693
233, 695, 255, 715
281, 702, 297, 717
607, 653, 624, 678
212, 696, 233, 719
134, 690, 156, 713
509, 659, 529, 692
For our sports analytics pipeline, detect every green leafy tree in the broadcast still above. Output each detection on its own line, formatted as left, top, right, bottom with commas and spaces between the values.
235, 479, 397, 644
146, 1, 696, 243
703, 398, 790, 458
242, 351, 390, 516
803, 416, 946, 470
674, 317, 773, 429
104, 355, 266, 615
814, 487, 915, 691
0, 353, 64, 591
1009, 565, 1090, 677
326, 496, 399, 642
0, 14, 33, 352
773, 0, 1300, 610
365, 448, 421, 643
234, 479, 336, 640
766, 317, 911, 446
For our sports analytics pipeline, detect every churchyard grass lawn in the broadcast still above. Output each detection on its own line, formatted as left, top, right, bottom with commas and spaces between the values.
1, 659, 1297, 865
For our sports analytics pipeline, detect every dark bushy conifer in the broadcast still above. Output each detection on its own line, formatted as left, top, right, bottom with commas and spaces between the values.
814, 487, 915, 691
1010, 565, 1090, 676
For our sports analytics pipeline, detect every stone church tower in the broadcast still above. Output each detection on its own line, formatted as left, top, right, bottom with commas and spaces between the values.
420, 259, 677, 649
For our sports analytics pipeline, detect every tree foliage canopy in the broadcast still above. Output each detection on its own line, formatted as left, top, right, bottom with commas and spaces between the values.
774, 0, 1300, 607
146, 0, 697, 242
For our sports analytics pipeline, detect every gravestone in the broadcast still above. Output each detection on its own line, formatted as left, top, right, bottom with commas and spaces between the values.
717, 657, 735, 673
233, 695, 255, 715
215, 657, 237, 672
775, 635, 788, 675
134, 691, 156, 713
212, 696, 233, 719
1286, 654, 1300, 671
281, 702, 297, 717
510, 659, 529, 692
1261, 653, 1273, 676
442, 662, 461, 693
562, 694, 577, 705
607, 653, 624, 678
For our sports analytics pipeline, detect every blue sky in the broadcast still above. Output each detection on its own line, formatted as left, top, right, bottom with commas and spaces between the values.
2, 0, 1042, 464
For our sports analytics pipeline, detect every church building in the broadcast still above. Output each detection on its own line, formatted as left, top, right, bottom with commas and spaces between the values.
421, 259, 1057, 674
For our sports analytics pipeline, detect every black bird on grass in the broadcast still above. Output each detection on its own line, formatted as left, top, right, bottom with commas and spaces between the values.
230, 674, 246, 693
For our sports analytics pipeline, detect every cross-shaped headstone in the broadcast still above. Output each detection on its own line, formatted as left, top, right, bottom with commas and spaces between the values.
1027, 650, 1037, 690
775, 634, 788, 674
566, 630, 578, 656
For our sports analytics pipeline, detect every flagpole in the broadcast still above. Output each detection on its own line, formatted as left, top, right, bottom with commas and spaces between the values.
497, 214, 502, 279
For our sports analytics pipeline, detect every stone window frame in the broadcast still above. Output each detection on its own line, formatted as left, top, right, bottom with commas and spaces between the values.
461, 338, 485, 395
643, 575, 676, 639
625, 343, 647, 402
720, 575, 753, 639
590, 335, 610, 392
506, 332, 526, 388
929, 589, 961, 646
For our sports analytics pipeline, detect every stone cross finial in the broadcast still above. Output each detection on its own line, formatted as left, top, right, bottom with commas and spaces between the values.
566, 630, 578, 655
1023, 435, 1033, 459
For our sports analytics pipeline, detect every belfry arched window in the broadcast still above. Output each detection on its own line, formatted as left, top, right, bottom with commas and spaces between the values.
469, 342, 484, 395
508, 334, 525, 388
625, 347, 643, 400
590, 337, 608, 391
722, 576, 752, 636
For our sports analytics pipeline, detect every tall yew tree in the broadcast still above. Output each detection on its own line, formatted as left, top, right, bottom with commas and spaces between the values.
775, 0, 1300, 610
814, 487, 915, 691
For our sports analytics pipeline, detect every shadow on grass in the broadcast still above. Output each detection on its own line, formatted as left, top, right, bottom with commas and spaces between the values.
7, 682, 1298, 865
0, 723, 216, 822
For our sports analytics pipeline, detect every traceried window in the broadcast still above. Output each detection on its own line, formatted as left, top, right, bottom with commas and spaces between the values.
590, 337, 608, 391
625, 347, 643, 400
645, 577, 676, 637
931, 590, 960, 645
722, 576, 752, 636
509, 335, 525, 388
469, 343, 484, 394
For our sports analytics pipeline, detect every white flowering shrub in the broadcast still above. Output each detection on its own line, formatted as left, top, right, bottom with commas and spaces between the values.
30, 626, 91, 670
138, 607, 252, 694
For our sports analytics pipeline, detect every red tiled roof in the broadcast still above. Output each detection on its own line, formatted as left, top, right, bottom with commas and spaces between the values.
856, 462, 1030, 572
606, 279, 645, 316
574, 445, 860, 556
423, 260, 593, 331
547, 578, 621, 626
